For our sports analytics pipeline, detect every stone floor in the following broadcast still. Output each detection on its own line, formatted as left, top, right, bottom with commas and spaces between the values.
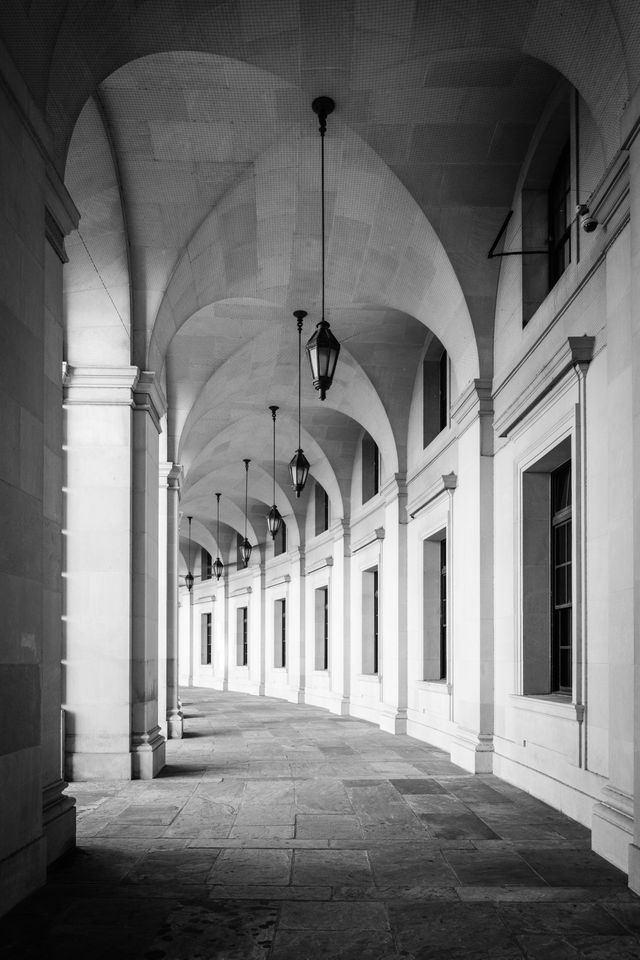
3, 689, 640, 959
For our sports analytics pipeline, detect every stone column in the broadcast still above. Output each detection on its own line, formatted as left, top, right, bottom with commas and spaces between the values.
130, 374, 166, 778
165, 463, 183, 738
64, 366, 166, 780
252, 561, 266, 695
64, 365, 139, 779
330, 520, 351, 714
449, 380, 495, 773
288, 547, 306, 703
379, 476, 409, 734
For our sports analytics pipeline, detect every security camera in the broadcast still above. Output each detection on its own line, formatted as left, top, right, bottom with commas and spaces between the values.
576, 203, 598, 233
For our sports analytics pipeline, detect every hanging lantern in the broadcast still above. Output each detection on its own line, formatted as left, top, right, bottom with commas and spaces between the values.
267, 405, 283, 538
213, 493, 224, 581
306, 320, 341, 401
307, 95, 340, 401
289, 309, 311, 496
240, 459, 252, 567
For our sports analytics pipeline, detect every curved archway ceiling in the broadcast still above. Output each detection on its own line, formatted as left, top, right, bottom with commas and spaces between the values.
61, 26, 578, 541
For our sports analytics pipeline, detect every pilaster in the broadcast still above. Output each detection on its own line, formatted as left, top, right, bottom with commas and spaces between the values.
164, 462, 183, 739
449, 380, 495, 772
130, 373, 166, 778
379, 475, 409, 734
623, 126, 640, 892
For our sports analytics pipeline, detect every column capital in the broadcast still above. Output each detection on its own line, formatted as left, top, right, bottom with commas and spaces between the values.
380, 472, 407, 505
330, 518, 350, 543
160, 461, 183, 491
133, 371, 167, 431
62, 364, 139, 405
451, 378, 493, 428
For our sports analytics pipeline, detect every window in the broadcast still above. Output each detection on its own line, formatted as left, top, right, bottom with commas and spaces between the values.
274, 520, 287, 557
362, 567, 379, 674
315, 586, 329, 670
362, 433, 379, 503
274, 598, 286, 667
200, 612, 212, 665
201, 548, 212, 580
422, 532, 447, 680
236, 606, 248, 666
315, 485, 329, 535
551, 462, 572, 692
521, 93, 570, 326
548, 145, 571, 288
423, 345, 448, 447
522, 439, 572, 695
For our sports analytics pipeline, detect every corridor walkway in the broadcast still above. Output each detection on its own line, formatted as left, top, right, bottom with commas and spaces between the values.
3, 689, 639, 959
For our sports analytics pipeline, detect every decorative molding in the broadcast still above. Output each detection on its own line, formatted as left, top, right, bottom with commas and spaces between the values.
44, 208, 68, 263
330, 518, 350, 543
306, 556, 334, 575
351, 526, 385, 554
133, 371, 167, 431
266, 573, 291, 589
63, 364, 139, 406
163, 462, 183, 492
495, 336, 595, 438
450, 378, 492, 428
231, 586, 252, 597
380, 472, 407, 505
408, 472, 457, 519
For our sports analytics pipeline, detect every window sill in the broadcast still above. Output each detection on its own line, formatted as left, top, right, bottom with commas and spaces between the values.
414, 679, 451, 696
509, 693, 578, 721
357, 673, 381, 684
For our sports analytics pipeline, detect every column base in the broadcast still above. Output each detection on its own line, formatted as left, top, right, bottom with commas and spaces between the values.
42, 779, 76, 863
592, 785, 634, 874
379, 707, 407, 735
451, 728, 494, 773
167, 713, 183, 739
67, 750, 132, 781
0, 836, 46, 918
131, 727, 166, 779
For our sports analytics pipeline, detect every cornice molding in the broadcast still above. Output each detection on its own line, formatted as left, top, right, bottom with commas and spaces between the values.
495, 336, 595, 438
408, 472, 457, 519
351, 526, 385, 555
266, 573, 291, 589
306, 556, 334, 575
133, 371, 167, 431
231, 586, 252, 597
62, 364, 139, 406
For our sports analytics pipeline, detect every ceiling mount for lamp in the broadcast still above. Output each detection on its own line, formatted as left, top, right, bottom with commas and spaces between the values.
307, 96, 340, 401
239, 460, 252, 568
289, 309, 310, 498
185, 515, 194, 592
267, 405, 283, 538
213, 493, 224, 581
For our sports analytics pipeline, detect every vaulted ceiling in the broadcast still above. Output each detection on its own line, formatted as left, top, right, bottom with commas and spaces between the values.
3, 0, 637, 561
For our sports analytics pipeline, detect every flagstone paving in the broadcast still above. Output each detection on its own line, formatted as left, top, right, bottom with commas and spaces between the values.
2, 688, 640, 958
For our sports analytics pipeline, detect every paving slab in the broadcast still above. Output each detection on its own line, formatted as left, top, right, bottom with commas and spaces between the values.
1, 686, 637, 960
